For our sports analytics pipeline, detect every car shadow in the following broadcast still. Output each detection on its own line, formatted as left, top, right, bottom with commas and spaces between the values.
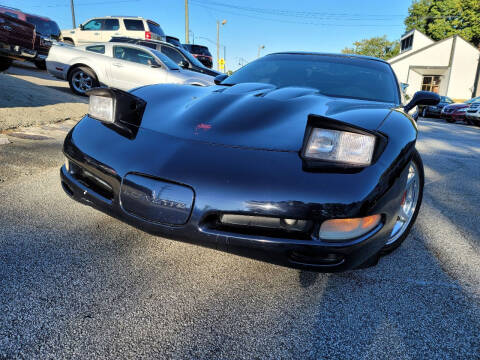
0, 73, 86, 108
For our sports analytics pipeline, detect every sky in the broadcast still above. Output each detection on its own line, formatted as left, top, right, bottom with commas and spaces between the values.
6, 0, 414, 70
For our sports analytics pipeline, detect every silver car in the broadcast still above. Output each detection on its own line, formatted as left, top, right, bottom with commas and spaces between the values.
46, 42, 214, 95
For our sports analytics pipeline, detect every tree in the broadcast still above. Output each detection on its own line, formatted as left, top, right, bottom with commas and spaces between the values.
405, 0, 480, 46
341, 35, 400, 60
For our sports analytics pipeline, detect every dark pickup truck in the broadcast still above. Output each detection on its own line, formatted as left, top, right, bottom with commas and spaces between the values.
0, 12, 36, 71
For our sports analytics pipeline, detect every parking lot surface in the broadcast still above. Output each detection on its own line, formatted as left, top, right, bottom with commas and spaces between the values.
1, 67, 479, 359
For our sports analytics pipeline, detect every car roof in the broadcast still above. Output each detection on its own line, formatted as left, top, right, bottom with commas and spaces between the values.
111, 37, 176, 48
269, 52, 388, 64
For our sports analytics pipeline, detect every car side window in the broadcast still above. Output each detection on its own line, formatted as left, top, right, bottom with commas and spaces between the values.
113, 46, 157, 66
161, 46, 185, 66
86, 45, 105, 54
103, 19, 119, 31
83, 19, 103, 31
123, 19, 145, 31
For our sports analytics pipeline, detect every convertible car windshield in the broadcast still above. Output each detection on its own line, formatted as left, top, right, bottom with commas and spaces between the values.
223, 54, 399, 103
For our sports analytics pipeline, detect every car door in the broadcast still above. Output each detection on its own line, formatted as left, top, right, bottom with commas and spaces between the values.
100, 18, 121, 42
109, 45, 168, 90
78, 18, 104, 44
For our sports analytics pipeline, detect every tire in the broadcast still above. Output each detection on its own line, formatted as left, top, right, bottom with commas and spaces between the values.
68, 66, 99, 96
63, 39, 74, 45
0, 57, 12, 72
34, 60, 46, 70
382, 149, 424, 254
445, 117, 454, 123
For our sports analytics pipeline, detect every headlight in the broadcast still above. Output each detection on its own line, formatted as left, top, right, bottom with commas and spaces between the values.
457, 108, 466, 113
304, 128, 376, 166
88, 94, 114, 123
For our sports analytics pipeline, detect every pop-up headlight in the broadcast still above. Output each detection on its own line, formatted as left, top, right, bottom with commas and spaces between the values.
88, 94, 114, 123
304, 128, 376, 166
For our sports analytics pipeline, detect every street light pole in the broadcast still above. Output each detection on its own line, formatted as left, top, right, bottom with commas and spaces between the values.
185, 0, 189, 44
70, 0, 76, 28
257, 45, 265, 58
216, 19, 226, 71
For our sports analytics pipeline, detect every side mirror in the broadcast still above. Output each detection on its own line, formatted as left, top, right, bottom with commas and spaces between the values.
404, 91, 440, 114
179, 60, 189, 68
214, 74, 228, 85
79, 24, 84, 30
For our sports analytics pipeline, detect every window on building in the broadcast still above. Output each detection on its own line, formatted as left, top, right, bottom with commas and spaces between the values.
422, 76, 441, 93
401, 35, 413, 52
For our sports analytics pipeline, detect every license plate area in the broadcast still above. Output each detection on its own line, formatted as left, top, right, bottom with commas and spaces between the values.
120, 174, 194, 225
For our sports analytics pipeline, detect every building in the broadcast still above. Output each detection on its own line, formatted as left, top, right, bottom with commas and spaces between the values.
388, 29, 480, 101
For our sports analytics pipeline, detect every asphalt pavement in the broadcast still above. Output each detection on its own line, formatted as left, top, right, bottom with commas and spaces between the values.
1, 112, 479, 358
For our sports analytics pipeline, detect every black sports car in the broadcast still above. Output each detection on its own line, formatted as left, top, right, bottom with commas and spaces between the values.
60, 53, 439, 271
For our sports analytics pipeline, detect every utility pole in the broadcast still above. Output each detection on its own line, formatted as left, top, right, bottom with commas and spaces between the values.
216, 19, 226, 71
70, 0, 76, 28
185, 0, 189, 44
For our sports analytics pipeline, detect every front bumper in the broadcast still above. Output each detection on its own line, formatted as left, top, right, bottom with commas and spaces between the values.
0, 42, 36, 60
60, 118, 412, 272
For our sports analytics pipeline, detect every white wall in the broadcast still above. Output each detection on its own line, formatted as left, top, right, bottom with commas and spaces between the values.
394, 30, 435, 62
389, 38, 453, 98
448, 37, 480, 100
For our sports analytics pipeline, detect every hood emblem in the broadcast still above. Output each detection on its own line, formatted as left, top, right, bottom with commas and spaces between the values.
194, 123, 212, 135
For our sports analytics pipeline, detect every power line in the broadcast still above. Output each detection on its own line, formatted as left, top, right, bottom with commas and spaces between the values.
190, 0, 407, 21
190, 2, 405, 27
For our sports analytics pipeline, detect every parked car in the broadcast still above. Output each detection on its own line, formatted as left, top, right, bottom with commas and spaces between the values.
109, 37, 220, 77
60, 53, 440, 271
24, 13, 61, 69
61, 16, 165, 46
0, 6, 61, 69
46, 42, 214, 95
441, 96, 480, 124
465, 102, 480, 126
420, 96, 453, 118
0, 10, 36, 71
165, 35, 183, 48
182, 44, 213, 68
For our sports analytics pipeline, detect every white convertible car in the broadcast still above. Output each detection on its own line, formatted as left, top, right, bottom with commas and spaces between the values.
46, 42, 214, 95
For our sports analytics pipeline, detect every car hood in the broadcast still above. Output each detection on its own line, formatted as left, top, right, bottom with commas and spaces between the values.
444, 103, 467, 109
132, 83, 396, 152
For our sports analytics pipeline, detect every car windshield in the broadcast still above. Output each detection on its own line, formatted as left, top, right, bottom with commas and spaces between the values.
26, 16, 60, 37
185, 45, 211, 56
150, 49, 180, 70
178, 47, 207, 68
465, 96, 480, 104
223, 54, 399, 103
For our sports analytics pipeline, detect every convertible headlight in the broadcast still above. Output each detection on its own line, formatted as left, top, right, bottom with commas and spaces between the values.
304, 128, 376, 166
88, 94, 114, 123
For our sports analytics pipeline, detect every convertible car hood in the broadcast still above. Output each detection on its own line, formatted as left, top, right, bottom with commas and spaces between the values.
132, 83, 395, 152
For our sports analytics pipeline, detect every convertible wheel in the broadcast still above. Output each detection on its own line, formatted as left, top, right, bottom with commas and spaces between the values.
68, 66, 98, 96
382, 150, 424, 253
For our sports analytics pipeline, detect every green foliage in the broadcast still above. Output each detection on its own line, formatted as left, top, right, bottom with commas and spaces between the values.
405, 0, 480, 46
341, 35, 400, 60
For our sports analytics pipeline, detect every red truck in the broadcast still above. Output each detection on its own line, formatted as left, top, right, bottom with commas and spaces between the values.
0, 9, 36, 71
